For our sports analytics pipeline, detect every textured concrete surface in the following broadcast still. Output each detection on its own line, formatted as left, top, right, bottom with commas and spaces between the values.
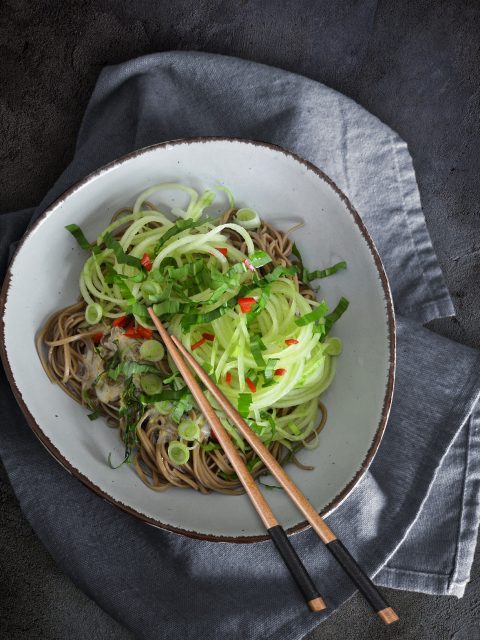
1, 1, 480, 638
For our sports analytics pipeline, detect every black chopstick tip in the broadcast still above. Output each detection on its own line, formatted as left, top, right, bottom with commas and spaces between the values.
308, 596, 327, 612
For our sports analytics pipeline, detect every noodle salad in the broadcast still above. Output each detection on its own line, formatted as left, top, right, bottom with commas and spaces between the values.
37, 183, 348, 494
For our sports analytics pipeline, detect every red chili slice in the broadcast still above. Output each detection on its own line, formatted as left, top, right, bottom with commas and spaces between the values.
92, 332, 103, 345
225, 372, 232, 385
124, 324, 138, 338
274, 368, 286, 376
136, 326, 152, 340
141, 253, 152, 271
243, 258, 256, 272
191, 337, 206, 351
113, 315, 127, 327
238, 297, 256, 314
216, 247, 228, 256
285, 339, 299, 346
245, 377, 256, 393
202, 333, 215, 341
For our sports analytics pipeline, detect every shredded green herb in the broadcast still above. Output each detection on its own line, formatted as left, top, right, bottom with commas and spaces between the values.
321, 296, 350, 338
264, 358, 279, 383
238, 392, 253, 418
291, 243, 303, 263
65, 224, 100, 254
154, 217, 209, 254
295, 299, 329, 326
250, 335, 267, 367
248, 250, 272, 268
303, 261, 347, 283
103, 232, 143, 269
108, 361, 160, 381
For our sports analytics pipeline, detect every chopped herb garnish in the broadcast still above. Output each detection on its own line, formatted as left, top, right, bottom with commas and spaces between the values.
154, 217, 209, 254
295, 299, 329, 326
238, 392, 252, 418
320, 296, 349, 339
303, 261, 347, 283
139, 388, 189, 404
250, 335, 267, 367
291, 243, 303, 263
264, 358, 279, 383
65, 224, 100, 254
264, 265, 297, 283
103, 232, 143, 269
107, 450, 130, 469
108, 361, 160, 381
171, 391, 195, 422
200, 442, 221, 452
248, 250, 272, 268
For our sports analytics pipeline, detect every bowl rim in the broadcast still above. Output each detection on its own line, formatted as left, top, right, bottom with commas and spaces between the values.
0, 136, 396, 543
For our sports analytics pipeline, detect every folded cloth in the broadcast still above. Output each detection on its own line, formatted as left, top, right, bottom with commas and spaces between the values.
1, 52, 479, 640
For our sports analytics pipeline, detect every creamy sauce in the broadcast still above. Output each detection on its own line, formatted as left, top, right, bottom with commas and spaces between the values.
95, 378, 123, 404
81, 349, 104, 386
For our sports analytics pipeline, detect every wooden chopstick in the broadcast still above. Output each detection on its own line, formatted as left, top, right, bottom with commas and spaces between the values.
148, 308, 325, 613
168, 332, 399, 626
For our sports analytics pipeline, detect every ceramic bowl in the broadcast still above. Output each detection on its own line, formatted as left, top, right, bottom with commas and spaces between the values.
0, 138, 395, 541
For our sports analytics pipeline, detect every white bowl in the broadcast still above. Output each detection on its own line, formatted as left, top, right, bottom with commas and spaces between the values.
0, 138, 395, 541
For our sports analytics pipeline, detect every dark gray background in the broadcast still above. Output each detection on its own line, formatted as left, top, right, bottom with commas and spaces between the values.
1, 1, 480, 638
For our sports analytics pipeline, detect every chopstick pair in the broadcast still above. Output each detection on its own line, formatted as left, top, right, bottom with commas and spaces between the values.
148, 308, 398, 624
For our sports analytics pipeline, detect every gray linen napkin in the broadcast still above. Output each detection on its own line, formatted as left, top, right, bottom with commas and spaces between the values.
1, 52, 480, 640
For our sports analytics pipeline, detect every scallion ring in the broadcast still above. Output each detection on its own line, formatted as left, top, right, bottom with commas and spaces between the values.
85, 303, 103, 325
168, 440, 190, 465
154, 400, 173, 415
234, 208, 260, 230
141, 281, 162, 299
139, 340, 165, 362
177, 419, 201, 441
140, 374, 163, 395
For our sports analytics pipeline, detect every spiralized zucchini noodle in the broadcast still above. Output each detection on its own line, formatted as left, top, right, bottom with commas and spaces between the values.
36, 183, 348, 495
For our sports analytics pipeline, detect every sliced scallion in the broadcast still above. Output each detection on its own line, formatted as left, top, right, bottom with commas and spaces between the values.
154, 400, 173, 415
177, 419, 201, 441
234, 208, 260, 230
85, 303, 103, 325
139, 340, 165, 362
324, 336, 342, 355
140, 374, 163, 396
168, 440, 190, 465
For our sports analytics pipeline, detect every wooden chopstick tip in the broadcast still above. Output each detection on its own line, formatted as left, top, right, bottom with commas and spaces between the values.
378, 607, 399, 624
308, 596, 327, 612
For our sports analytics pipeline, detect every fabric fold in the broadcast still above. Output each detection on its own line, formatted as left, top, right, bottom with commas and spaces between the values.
1, 52, 479, 640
